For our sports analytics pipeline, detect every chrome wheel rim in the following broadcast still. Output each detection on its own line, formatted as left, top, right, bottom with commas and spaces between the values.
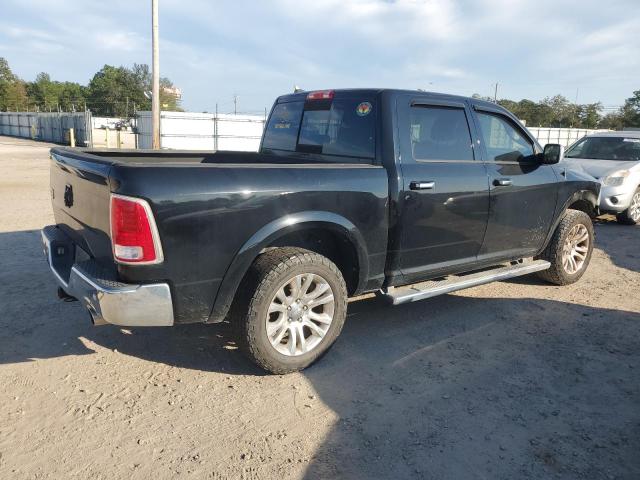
630, 192, 640, 222
266, 273, 335, 356
562, 224, 590, 274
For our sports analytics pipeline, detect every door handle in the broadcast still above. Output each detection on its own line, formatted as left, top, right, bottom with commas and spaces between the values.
410, 181, 435, 190
493, 178, 512, 187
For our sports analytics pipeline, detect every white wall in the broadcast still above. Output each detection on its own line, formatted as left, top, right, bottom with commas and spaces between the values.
136, 110, 609, 152
136, 111, 266, 151
92, 117, 128, 129
527, 127, 610, 147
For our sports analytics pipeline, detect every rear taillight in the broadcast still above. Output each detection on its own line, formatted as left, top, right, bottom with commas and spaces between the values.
110, 194, 163, 264
306, 90, 334, 100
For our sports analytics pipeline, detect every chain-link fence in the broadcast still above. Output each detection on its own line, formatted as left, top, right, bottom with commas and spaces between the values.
136, 111, 265, 151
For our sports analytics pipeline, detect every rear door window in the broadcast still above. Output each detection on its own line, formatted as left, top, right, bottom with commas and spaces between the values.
262, 96, 376, 161
410, 106, 474, 161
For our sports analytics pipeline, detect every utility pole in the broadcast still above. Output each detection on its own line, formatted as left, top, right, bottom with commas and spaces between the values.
493, 82, 499, 103
233, 94, 238, 115
151, 0, 161, 149
572, 87, 579, 127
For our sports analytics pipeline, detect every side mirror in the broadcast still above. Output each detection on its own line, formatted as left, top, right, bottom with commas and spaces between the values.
542, 143, 564, 164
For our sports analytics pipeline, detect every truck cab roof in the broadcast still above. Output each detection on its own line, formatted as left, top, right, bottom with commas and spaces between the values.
275, 88, 503, 111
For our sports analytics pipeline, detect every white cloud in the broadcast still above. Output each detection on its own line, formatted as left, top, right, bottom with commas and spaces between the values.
0, 0, 638, 111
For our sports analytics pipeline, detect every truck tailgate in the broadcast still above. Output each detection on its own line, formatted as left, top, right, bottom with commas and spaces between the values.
50, 149, 114, 264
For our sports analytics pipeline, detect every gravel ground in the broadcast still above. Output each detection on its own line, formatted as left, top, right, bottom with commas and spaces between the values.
0, 136, 639, 480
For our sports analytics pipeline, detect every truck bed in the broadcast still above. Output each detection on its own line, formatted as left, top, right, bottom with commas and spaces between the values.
49, 147, 389, 324
57, 147, 375, 166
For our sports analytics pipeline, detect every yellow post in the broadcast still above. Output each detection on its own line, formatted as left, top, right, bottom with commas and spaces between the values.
69, 128, 76, 147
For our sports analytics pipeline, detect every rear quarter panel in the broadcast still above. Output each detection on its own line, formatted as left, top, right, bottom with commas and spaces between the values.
110, 163, 389, 323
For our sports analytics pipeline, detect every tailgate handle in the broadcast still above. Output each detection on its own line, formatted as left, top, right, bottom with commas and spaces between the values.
64, 184, 74, 207
410, 181, 435, 190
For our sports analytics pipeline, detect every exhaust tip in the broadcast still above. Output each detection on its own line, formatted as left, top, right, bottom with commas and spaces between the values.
87, 305, 108, 326
57, 287, 77, 302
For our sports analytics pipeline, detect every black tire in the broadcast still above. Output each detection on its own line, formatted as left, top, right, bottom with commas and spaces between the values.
615, 187, 640, 225
231, 247, 348, 374
536, 209, 594, 285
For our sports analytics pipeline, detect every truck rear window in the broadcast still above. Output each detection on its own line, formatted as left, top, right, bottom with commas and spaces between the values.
262, 97, 376, 160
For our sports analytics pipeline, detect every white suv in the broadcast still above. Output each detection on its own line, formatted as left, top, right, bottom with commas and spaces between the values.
564, 131, 640, 225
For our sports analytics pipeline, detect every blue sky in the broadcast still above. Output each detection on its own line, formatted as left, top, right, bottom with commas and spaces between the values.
0, 0, 638, 113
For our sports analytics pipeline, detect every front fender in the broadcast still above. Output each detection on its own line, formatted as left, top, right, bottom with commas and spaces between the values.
207, 211, 369, 323
540, 186, 599, 253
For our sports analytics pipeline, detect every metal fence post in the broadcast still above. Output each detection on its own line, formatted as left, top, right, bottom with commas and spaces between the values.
214, 115, 218, 150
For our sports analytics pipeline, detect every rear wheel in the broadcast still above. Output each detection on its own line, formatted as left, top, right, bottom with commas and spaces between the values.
537, 209, 594, 285
232, 248, 348, 374
616, 188, 640, 225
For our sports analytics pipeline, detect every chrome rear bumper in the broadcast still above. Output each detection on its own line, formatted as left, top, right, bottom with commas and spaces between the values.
41, 225, 174, 327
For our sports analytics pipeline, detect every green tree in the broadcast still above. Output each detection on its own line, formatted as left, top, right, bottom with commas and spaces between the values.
597, 90, 640, 129
24, 72, 87, 111
87, 64, 181, 116
598, 112, 625, 130
0, 57, 28, 111
87, 65, 139, 116
27, 73, 59, 110
57, 82, 88, 111
620, 90, 640, 127
575, 103, 602, 129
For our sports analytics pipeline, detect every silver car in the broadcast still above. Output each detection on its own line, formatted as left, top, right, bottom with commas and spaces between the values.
564, 131, 640, 225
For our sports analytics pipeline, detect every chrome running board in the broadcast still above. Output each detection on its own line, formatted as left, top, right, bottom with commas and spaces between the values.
382, 259, 550, 305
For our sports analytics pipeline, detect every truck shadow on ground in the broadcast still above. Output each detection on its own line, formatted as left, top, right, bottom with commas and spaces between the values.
592, 218, 640, 272
300, 295, 640, 479
505, 220, 639, 287
0, 228, 258, 373
0, 221, 637, 370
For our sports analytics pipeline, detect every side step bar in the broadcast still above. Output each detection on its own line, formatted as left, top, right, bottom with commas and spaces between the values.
382, 259, 550, 305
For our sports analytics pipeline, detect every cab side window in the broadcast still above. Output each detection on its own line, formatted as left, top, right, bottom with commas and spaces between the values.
410, 106, 474, 161
476, 112, 534, 162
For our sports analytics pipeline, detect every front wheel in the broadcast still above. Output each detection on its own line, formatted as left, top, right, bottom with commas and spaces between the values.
616, 188, 640, 225
232, 248, 348, 374
536, 209, 594, 285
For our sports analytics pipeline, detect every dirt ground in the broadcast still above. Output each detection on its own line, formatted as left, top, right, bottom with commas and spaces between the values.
0, 136, 638, 480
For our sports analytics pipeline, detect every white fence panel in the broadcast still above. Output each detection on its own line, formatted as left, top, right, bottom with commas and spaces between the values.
0, 111, 93, 145
527, 127, 610, 147
92, 117, 127, 129
134, 111, 613, 152
136, 111, 266, 151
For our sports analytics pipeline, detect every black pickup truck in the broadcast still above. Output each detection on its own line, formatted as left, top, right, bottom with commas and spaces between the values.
42, 89, 600, 373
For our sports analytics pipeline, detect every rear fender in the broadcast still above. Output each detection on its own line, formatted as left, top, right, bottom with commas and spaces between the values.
207, 211, 368, 323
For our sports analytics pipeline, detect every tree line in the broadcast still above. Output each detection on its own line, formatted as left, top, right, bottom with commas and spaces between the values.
471, 91, 640, 130
1, 55, 639, 128
0, 57, 181, 117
